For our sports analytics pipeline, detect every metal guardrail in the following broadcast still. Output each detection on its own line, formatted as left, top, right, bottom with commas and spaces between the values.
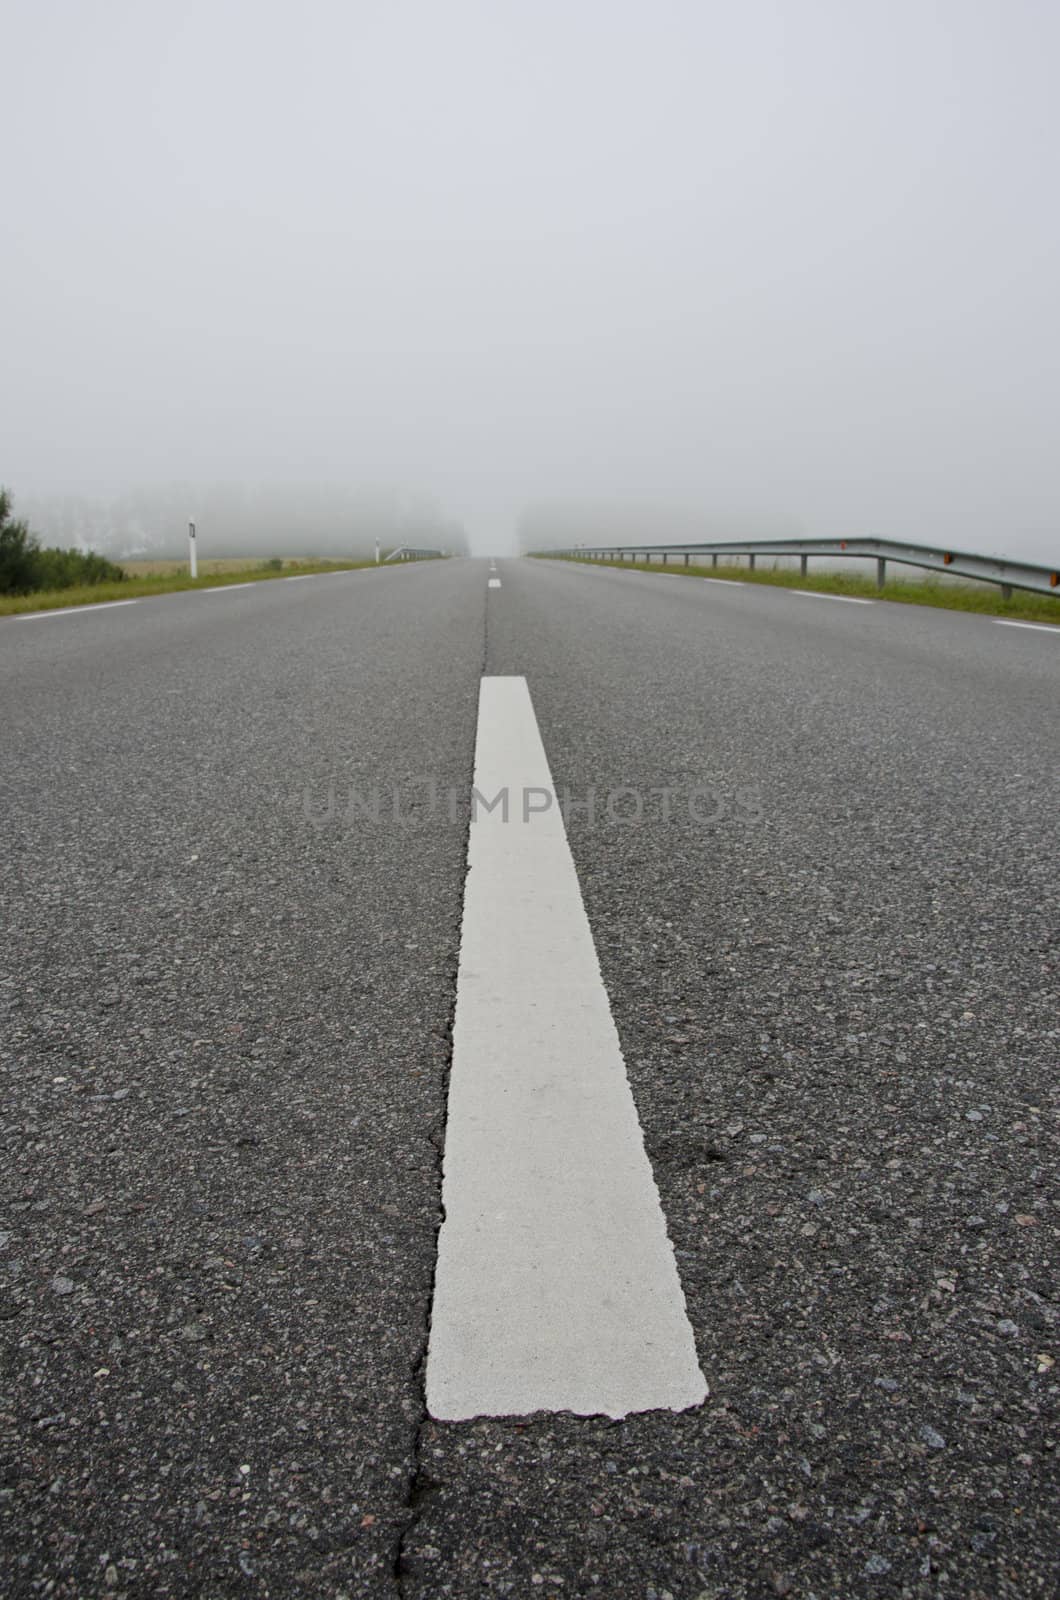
383, 545, 446, 563
547, 536, 1059, 599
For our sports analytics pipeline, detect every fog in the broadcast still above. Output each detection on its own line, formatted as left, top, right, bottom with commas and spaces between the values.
4, 0, 1058, 562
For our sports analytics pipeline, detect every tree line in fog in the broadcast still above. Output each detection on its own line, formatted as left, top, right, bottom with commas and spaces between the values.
19, 483, 469, 561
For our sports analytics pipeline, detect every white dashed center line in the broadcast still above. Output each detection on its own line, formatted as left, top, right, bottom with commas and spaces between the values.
488, 578, 501, 588
426, 675, 707, 1422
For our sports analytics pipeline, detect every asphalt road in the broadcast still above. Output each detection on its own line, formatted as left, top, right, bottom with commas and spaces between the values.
1, 560, 1056, 1600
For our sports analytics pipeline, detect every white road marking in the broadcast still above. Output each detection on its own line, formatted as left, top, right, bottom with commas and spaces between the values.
792, 590, 873, 605
700, 577, 744, 587
16, 600, 140, 621
488, 578, 501, 588
284, 570, 353, 580
202, 582, 255, 592
995, 620, 1058, 634
426, 676, 707, 1422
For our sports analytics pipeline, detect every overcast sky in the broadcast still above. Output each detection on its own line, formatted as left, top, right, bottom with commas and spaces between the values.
4, 0, 1058, 557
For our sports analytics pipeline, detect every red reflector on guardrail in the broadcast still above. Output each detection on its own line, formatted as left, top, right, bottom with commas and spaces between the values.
943, 553, 953, 564
1051, 573, 1058, 587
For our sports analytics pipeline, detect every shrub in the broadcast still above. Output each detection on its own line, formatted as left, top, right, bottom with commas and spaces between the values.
0, 488, 126, 594
0, 488, 38, 593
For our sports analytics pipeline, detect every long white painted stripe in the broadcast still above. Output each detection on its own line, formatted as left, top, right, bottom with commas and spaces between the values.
792, 590, 873, 605
488, 578, 501, 588
701, 577, 744, 586
995, 620, 1058, 634
202, 582, 255, 592
16, 600, 140, 620
426, 676, 707, 1421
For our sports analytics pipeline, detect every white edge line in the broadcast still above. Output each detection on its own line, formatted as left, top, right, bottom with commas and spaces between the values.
995, 620, 1058, 634
284, 570, 359, 578
15, 600, 140, 620
566, 564, 746, 587
488, 578, 501, 588
792, 590, 874, 605
10, 569, 364, 621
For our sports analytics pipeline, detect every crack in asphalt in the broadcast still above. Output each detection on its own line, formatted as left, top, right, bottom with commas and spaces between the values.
391, 578, 490, 1593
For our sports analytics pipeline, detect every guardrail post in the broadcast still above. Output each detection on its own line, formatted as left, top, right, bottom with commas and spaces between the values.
749, 553, 756, 571
712, 554, 718, 569
800, 554, 807, 577
876, 557, 886, 589
1001, 583, 1013, 601
662, 551, 667, 565
684, 552, 689, 567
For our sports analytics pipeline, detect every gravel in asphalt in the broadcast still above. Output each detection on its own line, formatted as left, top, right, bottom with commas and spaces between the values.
3, 558, 1057, 1599
400, 559, 1059, 1600
1, 566, 482, 1597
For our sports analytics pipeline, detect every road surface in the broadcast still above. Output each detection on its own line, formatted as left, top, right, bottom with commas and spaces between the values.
2, 559, 1056, 1598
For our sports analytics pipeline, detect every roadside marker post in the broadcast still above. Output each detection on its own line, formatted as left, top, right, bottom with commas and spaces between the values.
188, 521, 198, 580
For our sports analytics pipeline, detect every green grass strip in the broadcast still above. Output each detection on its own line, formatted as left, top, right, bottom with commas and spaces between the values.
542, 554, 1059, 625
0, 560, 380, 618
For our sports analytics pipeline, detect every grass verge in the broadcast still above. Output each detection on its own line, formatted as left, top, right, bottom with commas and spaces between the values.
0, 559, 378, 618
546, 555, 1060, 625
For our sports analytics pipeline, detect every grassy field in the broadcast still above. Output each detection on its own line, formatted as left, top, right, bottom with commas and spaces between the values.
0, 559, 378, 618
121, 557, 292, 576
549, 555, 1060, 625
